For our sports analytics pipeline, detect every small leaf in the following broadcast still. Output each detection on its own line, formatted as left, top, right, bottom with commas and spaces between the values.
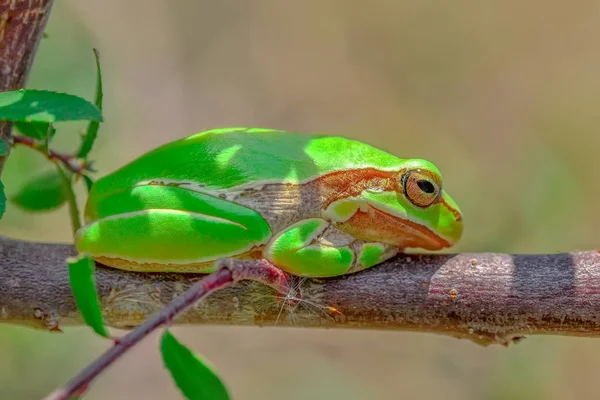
0, 89, 102, 123
15, 121, 51, 140
43, 124, 57, 153
0, 138, 9, 156
10, 169, 67, 211
83, 174, 94, 192
77, 49, 104, 158
161, 330, 230, 400
68, 254, 109, 338
0, 179, 6, 218
46, 124, 57, 141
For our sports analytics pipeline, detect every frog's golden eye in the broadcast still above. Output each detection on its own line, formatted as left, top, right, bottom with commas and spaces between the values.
401, 169, 441, 208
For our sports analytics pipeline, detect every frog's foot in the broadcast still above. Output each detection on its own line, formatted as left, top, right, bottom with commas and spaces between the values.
212, 258, 296, 299
263, 218, 399, 278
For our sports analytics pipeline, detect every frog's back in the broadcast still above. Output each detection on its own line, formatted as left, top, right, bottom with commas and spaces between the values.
92, 127, 404, 197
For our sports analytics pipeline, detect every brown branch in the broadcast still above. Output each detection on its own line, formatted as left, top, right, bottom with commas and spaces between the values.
2, 235, 600, 346
12, 134, 93, 174
0, 0, 55, 174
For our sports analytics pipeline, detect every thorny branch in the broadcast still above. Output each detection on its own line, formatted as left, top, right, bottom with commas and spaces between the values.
2, 235, 600, 347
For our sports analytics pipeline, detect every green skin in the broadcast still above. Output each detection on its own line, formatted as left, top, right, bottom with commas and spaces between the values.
75, 128, 463, 278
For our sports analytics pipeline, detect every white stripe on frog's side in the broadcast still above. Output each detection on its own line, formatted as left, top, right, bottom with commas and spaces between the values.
133, 177, 325, 234
133, 162, 405, 200
134, 178, 282, 202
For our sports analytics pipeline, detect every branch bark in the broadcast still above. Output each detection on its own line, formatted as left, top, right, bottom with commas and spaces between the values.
2, 235, 600, 346
0, 0, 54, 172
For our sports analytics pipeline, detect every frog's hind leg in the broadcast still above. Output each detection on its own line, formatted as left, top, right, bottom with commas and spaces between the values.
75, 185, 272, 272
264, 218, 398, 278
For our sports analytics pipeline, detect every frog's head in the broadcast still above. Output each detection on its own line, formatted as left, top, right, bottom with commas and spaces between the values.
326, 159, 463, 251
390, 159, 463, 250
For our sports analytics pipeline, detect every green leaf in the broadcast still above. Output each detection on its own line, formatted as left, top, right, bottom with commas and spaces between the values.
15, 121, 52, 140
83, 174, 94, 192
0, 138, 9, 156
44, 124, 57, 152
68, 254, 109, 338
161, 330, 230, 400
10, 169, 67, 212
0, 180, 6, 219
77, 49, 104, 158
0, 89, 103, 123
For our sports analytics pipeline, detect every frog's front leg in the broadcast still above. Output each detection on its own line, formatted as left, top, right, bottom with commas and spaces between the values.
264, 218, 398, 278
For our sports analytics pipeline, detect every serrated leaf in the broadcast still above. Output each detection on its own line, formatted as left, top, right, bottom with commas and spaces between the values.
68, 254, 109, 338
15, 121, 52, 140
161, 330, 230, 400
10, 169, 67, 212
0, 138, 9, 156
0, 89, 103, 123
77, 49, 104, 158
0, 180, 6, 218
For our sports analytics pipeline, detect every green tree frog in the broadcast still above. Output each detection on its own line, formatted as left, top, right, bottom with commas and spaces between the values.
75, 127, 463, 278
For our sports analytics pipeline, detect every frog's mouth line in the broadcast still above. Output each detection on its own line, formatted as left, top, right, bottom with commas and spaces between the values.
441, 197, 462, 221
365, 204, 452, 250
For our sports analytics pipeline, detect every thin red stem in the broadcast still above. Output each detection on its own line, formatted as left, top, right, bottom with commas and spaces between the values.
43, 260, 292, 400
43, 267, 235, 400
12, 134, 91, 175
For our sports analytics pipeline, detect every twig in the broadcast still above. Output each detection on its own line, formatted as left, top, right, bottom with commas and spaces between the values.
43, 260, 292, 400
12, 134, 93, 175
43, 267, 234, 400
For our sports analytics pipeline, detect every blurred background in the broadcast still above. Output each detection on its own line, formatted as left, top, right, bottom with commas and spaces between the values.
2, 0, 600, 398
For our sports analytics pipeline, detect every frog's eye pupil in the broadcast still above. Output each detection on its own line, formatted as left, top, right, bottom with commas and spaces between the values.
417, 180, 435, 194
401, 169, 441, 208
